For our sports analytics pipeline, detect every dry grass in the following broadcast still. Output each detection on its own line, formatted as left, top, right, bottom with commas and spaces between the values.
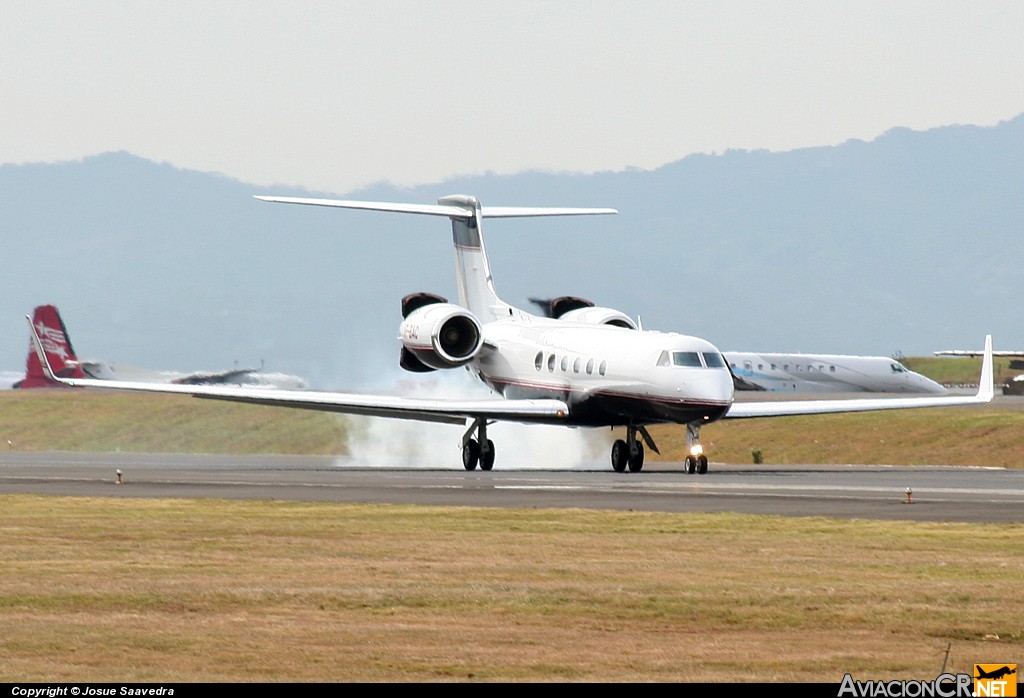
0, 495, 1020, 682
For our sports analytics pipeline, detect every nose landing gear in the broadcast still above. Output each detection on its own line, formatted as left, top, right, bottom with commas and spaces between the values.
682, 422, 709, 474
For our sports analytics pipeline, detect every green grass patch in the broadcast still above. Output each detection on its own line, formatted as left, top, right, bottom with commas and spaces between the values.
903, 356, 1023, 386
0, 389, 348, 454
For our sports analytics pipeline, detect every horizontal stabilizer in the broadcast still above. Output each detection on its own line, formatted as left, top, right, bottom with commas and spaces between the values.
255, 196, 616, 219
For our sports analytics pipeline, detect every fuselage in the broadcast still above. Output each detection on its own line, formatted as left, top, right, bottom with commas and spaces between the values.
724, 351, 946, 394
469, 310, 735, 427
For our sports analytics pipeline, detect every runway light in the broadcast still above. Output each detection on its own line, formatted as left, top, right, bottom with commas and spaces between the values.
116, 469, 123, 485
905, 487, 912, 504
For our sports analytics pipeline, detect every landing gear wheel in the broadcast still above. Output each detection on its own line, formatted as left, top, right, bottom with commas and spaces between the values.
480, 439, 495, 471
628, 442, 645, 472
696, 455, 708, 474
684, 455, 696, 474
611, 439, 629, 472
463, 439, 480, 471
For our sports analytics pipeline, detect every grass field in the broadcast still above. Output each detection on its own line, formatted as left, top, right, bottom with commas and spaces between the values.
0, 496, 1020, 682
1, 388, 1021, 682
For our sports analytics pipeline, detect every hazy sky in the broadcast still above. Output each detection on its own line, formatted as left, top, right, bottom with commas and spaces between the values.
3, 1, 1023, 194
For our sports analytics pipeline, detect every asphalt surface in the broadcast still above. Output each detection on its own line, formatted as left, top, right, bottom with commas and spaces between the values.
1, 450, 1021, 523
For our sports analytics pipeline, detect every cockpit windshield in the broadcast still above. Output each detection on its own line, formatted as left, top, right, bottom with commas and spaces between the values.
701, 352, 727, 368
890, 363, 908, 373
672, 351, 702, 367
657, 350, 729, 369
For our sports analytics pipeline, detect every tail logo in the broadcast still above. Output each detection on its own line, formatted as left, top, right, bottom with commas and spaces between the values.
34, 320, 73, 362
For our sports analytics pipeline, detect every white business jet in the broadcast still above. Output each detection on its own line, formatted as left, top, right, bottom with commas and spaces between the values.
28, 194, 995, 473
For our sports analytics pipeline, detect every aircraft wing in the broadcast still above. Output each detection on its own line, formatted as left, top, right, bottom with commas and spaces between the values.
726, 336, 995, 419
28, 317, 567, 425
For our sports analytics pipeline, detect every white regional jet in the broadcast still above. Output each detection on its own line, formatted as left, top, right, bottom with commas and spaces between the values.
29, 194, 995, 474
723, 351, 946, 393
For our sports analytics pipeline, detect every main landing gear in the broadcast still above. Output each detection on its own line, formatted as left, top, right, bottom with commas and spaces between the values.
682, 422, 709, 475
462, 417, 495, 471
610, 425, 659, 473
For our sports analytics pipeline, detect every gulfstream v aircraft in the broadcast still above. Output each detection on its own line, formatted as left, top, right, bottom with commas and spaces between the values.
29, 194, 995, 474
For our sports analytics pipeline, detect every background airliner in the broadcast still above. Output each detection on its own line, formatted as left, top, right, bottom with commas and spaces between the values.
30, 195, 994, 474
935, 347, 1024, 395
723, 351, 946, 393
16, 305, 307, 390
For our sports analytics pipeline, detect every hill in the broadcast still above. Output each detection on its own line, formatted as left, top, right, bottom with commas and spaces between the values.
1, 115, 1022, 389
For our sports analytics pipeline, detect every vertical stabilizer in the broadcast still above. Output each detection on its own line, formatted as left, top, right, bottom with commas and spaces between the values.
14, 305, 86, 388
440, 195, 509, 322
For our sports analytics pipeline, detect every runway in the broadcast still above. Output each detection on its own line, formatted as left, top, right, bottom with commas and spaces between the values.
1, 451, 1021, 523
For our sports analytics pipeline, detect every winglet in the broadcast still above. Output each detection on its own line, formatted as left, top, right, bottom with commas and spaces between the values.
977, 334, 994, 402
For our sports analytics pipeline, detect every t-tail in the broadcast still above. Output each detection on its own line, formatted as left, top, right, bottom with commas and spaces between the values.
255, 194, 617, 321
14, 305, 86, 388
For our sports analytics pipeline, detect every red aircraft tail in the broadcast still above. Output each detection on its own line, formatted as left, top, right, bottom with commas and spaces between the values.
14, 305, 87, 388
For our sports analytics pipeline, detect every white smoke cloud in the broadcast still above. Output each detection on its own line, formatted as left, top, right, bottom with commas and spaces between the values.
339, 368, 611, 470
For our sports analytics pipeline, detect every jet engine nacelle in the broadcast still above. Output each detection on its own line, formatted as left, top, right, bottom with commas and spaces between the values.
530, 295, 638, 330
558, 306, 638, 330
399, 302, 484, 370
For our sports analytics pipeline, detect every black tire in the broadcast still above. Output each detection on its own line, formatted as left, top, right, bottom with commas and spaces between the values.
611, 439, 628, 472
684, 455, 696, 474
697, 455, 708, 474
462, 439, 480, 471
628, 442, 644, 472
480, 439, 495, 471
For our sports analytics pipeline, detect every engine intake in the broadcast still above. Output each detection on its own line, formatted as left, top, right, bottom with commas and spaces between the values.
399, 302, 483, 370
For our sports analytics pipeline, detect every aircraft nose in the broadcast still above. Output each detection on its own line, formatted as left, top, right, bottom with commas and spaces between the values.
912, 372, 947, 394
701, 368, 736, 403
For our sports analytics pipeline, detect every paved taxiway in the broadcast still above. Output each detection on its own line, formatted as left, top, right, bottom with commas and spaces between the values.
0, 451, 1021, 523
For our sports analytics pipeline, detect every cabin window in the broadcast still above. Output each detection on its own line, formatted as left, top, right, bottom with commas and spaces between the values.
560, 356, 568, 372
758, 363, 764, 371
657, 351, 670, 367
547, 354, 555, 372
702, 352, 727, 368
830, 365, 836, 373
599, 360, 607, 376
743, 361, 752, 370
573, 357, 581, 373
534, 352, 543, 371
672, 352, 702, 367
770, 363, 777, 371
586, 358, 594, 375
